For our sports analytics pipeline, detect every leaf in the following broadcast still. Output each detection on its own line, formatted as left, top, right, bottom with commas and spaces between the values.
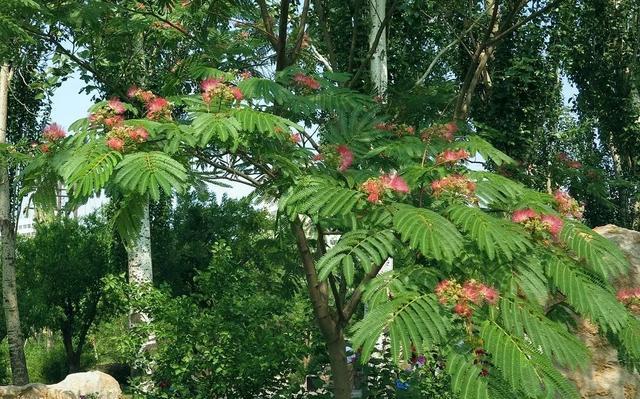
560, 220, 629, 280
317, 229, 399, 284
113, 152, 188, 201
545, 258, 628, 333
279, 178, 366, 219
446, 205, 531, 260
231, 108, 302, 135
191, 112, 241, 147
62, 144, 122, 198
237, 78, 293, 104
351, 292, 450, 362
446, 352, 490, 399
459, 135, 515, 166
393, 205, 464, 263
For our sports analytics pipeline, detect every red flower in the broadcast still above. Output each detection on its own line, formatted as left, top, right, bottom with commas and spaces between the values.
541, 214, 564, 238
108, 98, 126, 114
443, 122, 458, 141
106, 137, 125, 152
43, 123, 66, 141
511, 208, 538, 223
146, 97, 171, 120
436, 149, 470, 164
336, 145, 353, 172
361, 179, 384, 203
229, 86, 244, 101
381, 174, 409, 193
201, 78, 223, 93
480, 285, 499, 305
453, 302, 473, 318
293, 73, 321, 90
104, 115, 124, 128
129, 127, 149, 142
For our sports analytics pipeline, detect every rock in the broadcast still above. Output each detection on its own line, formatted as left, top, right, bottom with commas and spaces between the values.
563, 224, 640, 399
0, 383, 76, 398
48, 371, 121, 399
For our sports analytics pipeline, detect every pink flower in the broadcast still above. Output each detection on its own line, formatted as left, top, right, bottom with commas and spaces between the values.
554, 190, 584, 219
430, 175, 476, 199
436, 149, 470, 164
201, 78, 223, 93
108, 98, 126, 114
511, 208, 538, 223
229, 86, 244, 101
443, 122, 458, 141
462, 280, 483, 304
567, 161, 582, 169
435, 280, 451, 296
453, 302, 473, 318
147, 97, 169, 113
43, 123, 66, 141
129, 127, 149, 142
239, 70, 252, 80
40, 143, 50, 153
293, 73, 321, 90
104, 115, 124, 128
106, 137, 125, 152
336, 145, 353, 172
381, 174, 409, 193
541, 214, 564, 237
290, 133, 301, 143
313, 153, 324, 161
480, 286, 499, 305
127, 86, 140, 98
361, 179, 384, 203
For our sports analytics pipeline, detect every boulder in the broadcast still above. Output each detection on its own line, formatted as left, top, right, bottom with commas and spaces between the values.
0, 371, 122, 399
48, 371, 121, 399
563, 224, 640, 399
0, 383, 75, 399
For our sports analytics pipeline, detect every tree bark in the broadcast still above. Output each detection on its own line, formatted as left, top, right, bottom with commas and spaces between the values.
127, 201, 154, 344
0, 63, 29, 385
327, 332, 352, 399
369, 0, 388, 96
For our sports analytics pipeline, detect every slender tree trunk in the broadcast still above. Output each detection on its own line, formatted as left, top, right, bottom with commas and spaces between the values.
327, 332, 352, 399
127, 201, 154, 341
0, 63, 29, 385
369, 0, 388, 96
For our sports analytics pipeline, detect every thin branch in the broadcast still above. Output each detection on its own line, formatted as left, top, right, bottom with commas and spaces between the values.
289, 0, 312, 65
343, 260, 386, 322
255, 0, 279, 47
487, 0, 562, 45
313, 0, 337, 67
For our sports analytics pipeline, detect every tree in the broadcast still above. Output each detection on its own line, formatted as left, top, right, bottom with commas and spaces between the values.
16, 215, 121, 372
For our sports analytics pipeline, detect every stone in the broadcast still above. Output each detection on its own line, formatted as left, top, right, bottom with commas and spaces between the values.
0, 371, 122, 399
563, 224, 640, 399
48, 371, 122, 399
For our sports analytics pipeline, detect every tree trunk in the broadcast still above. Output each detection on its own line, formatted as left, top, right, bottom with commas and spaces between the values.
369, 0, 388, 96
327, 332, 352, 399
0, 63, 29, 385
127, 200, 154, 331
61, 322, 80, 373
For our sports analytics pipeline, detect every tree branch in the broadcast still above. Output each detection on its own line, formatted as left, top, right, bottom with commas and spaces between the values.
275, 0, 292, 71
255, 0, 279, 47
289, 0, 311, 65
342, 260, 387, 322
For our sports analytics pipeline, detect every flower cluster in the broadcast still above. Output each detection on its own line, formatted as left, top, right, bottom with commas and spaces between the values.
145, 97, 172, 120
556, 152, 582, 169
436, 149, 470, 165
336, 145, 353, 172
420, 122, 457, 142
127, 86, 172, 120
553, 190, 584, 219
88, 98, 127, 128
105, 125, 150, 152
616, 288, 640, 305
200, 78, 243, 104
511, 208, 564, 239
42, 123, 66, 142
474, 348, 491, 377
292, 73, 321, 90
361, 173, 410, 203
430, 174, 476, 201
374, 122, 415, 137
435, 279, 499, 318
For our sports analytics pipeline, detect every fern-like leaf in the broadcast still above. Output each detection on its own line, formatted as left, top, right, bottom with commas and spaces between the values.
446, 352, 490, 399
545, 258, 628, 333
62, 144, 122, 198
393, 205, 464, 263
560, 221, 629, 280
446, 205, 531, 261
191, 112, 241, 147
279, 179, 366, 219
114, 151, 188, 201
231, 108, 302, 135
351, 292, 450, 362
317, 229, 398, 285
